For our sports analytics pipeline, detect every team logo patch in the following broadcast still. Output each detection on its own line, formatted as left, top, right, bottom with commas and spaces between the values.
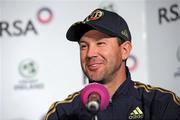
121, 29, 129, 39
84, 9, 104, 22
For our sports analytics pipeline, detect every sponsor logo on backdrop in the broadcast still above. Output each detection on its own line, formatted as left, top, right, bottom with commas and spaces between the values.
0, 20, 38, 37
174, 46, 180, 78
158, 3, 180, 25
37, 7, 53, 24
19, 58, 38, 78
14, 58, 44, 90
0, 7, 53, 37
99, 1, 117, 12
127, 54, 138, 72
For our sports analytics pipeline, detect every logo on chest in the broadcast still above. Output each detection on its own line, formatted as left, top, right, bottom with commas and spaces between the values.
128, 106, 144, 119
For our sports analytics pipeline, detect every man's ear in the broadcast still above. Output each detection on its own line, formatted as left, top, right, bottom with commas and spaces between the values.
121, 41, 132, 60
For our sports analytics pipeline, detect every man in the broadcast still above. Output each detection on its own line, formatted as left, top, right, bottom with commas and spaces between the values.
45, 8, 180, 120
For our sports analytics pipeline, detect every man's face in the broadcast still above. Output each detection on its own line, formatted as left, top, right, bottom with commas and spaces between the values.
79, 30, 125, 83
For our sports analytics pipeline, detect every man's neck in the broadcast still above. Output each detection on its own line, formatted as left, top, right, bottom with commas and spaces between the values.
105, 65, 126, 97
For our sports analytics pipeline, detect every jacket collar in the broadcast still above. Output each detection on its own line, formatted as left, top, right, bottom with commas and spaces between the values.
112, 66, 133, 98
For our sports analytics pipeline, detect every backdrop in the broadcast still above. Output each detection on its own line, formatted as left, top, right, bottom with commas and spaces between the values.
0, 0, 179, 120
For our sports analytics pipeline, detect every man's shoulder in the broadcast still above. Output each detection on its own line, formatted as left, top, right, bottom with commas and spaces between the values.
48, 91, 80, 111
61, 91, 80, 104
132, 81, 180, 106
45, 92, 81, 120
56, 91, 80, 106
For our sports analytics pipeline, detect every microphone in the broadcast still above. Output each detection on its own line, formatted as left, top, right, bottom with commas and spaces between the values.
80, 83, 110, 114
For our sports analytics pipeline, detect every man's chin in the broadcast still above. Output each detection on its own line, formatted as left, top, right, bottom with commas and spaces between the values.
88, 79, 105, 84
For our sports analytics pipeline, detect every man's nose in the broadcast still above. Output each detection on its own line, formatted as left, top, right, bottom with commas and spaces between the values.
87, 45, 98, 58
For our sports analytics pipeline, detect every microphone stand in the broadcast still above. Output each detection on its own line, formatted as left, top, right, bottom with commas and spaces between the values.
92, 115, 98, 120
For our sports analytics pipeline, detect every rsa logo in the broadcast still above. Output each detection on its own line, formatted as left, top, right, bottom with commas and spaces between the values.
0, 7, 53, 37
158, 3, 180, 24
0, 20, 38, 37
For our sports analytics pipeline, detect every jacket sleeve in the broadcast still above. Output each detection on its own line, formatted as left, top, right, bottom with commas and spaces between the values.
134, 81, 180, 120
161, 94, 180, 120
44, 101, 63, 120
152, 89, 180, 120
44, 92, 81, 120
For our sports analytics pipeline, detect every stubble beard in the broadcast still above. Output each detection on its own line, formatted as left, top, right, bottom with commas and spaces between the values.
83, 61, 123, 84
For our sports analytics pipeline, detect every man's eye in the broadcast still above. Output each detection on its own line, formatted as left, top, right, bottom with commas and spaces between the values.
80, 44, 87, 50
97, 42, 105, 46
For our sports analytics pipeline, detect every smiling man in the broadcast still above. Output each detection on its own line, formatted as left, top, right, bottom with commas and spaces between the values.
79, 29, 131, 97
45, 8, 180, 120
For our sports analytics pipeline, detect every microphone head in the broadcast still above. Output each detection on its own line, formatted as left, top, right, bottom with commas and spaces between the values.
80, 83, 110, 111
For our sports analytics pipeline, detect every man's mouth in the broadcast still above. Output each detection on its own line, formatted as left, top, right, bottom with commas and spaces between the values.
87, 63, 102, 71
